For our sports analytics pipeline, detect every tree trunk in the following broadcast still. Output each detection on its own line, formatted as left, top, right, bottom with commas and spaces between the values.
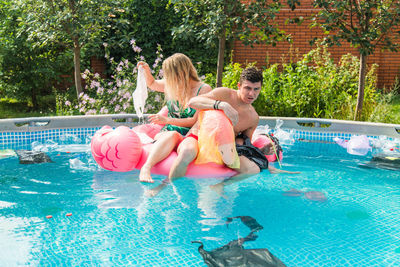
73, 36, 83, 99
354, 53, 367, 120
216, 30, 226, 87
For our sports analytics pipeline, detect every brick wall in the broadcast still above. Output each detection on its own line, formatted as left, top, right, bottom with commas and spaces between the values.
233, 1, 400, 89
90, 57, 107, 78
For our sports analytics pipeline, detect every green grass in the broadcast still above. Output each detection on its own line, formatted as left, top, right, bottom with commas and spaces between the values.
0, 98, 55, 119
390, 95, 400, 124
0, 108, 54, 119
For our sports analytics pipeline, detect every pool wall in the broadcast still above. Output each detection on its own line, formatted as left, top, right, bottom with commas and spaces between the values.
1, 114, 399, 150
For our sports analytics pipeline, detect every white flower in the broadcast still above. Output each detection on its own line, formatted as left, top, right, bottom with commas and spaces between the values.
97, 87, 104, 95
82, 94, 89, 101
90, 80, 100, 89
116, 79, 122, 87
100, 107, 109, 114
86, 109, 96, 115
123, 92, 131, 99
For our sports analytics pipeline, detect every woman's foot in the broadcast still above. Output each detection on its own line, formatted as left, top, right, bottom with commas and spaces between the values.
139, 165, 154, 183
144, 183, 168, 197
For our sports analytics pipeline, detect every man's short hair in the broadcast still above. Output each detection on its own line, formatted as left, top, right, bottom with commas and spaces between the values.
240, 67, 263, 85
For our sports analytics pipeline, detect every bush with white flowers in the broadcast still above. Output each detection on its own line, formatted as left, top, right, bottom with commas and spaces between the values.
56, 40, 165, 116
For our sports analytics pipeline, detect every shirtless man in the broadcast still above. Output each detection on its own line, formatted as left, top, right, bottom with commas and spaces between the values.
183, 67, 298, 196
186, 67, 264, 176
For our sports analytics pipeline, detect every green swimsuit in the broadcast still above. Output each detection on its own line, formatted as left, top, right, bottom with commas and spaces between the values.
163, 84, 204, 135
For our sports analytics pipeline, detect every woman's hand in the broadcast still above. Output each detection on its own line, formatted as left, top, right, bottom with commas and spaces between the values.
137, 61, 164, 92
148, 114, 169, 125
137, 61, 150, 72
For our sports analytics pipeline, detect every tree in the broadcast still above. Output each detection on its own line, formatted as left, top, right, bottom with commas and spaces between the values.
171, 0, 298, 87
97, 0, 217, 73
311, 0, 400, 120
24, 0, 116, 99
0, 0, 66, 109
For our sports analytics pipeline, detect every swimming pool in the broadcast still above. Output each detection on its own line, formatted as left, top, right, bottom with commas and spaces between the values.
1, 115, 400, 266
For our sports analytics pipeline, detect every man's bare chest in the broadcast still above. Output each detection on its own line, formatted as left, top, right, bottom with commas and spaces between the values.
234, 110, 256, 134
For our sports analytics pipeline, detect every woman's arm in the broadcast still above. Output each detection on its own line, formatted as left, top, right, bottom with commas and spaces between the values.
187, 87, 228, 109
149, 83, 213, 127
137, 62, 165, 93
148, 114, 198, 128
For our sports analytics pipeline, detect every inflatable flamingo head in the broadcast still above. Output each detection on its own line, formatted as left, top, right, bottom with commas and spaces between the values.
252, 134, 283, 162
91, 126, 143, 172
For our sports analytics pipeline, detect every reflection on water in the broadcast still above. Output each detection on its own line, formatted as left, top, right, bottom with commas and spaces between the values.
92, 170, 146, 209
2, 137, 400, 265
0, 216, 42, 266
196, 181, 238, 229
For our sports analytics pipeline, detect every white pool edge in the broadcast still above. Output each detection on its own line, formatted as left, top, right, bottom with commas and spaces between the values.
0, 114, 399, 138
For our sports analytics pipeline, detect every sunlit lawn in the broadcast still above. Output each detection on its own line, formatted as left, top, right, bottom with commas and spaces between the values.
0, 99, 55, 119
390, 95, 400, 124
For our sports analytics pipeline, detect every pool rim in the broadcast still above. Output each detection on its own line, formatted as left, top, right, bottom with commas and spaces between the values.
0, 114, 399, 138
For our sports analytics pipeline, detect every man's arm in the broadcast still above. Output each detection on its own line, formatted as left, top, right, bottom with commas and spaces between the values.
188, 87, 239, 125
242, 123, 258, 141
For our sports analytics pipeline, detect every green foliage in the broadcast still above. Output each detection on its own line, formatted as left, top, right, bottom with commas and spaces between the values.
218, 45, 394, 123
1, 0, 217, 110
0, 1, 67, 109
0, 97, 54, 118
389, 93, 400, 124
94, 0, 218, 75
311, 0, 400, 56
310, 0, 400, 119
171, 0, 290, 47
171, 0, 294, 85
221, 63, 244, 89
25, 0, 115, 49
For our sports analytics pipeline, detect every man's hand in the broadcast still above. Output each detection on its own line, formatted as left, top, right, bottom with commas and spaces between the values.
219, 102, 238, 126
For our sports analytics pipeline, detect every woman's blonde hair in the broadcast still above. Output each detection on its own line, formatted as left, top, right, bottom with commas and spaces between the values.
162, 53, 200, 108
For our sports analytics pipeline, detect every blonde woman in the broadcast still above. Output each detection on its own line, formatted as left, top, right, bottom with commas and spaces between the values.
137, 53, 211, 185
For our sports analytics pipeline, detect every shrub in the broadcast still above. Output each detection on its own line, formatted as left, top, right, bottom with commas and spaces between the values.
57, 41, 165, 116
219, 45, 392, 122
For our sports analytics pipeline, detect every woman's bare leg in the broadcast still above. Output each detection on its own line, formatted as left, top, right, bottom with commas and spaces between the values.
168, 137, 198, 180
145, 137, 198, 197
209, 156, 259, 197
139, 131, 182, 183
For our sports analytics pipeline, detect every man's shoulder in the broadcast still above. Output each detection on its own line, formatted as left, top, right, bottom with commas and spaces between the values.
213, 87, 234, 93
211, 87, 236, 100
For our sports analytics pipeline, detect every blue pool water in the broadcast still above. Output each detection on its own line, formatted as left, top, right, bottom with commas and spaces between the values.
0, 133, 400, 266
